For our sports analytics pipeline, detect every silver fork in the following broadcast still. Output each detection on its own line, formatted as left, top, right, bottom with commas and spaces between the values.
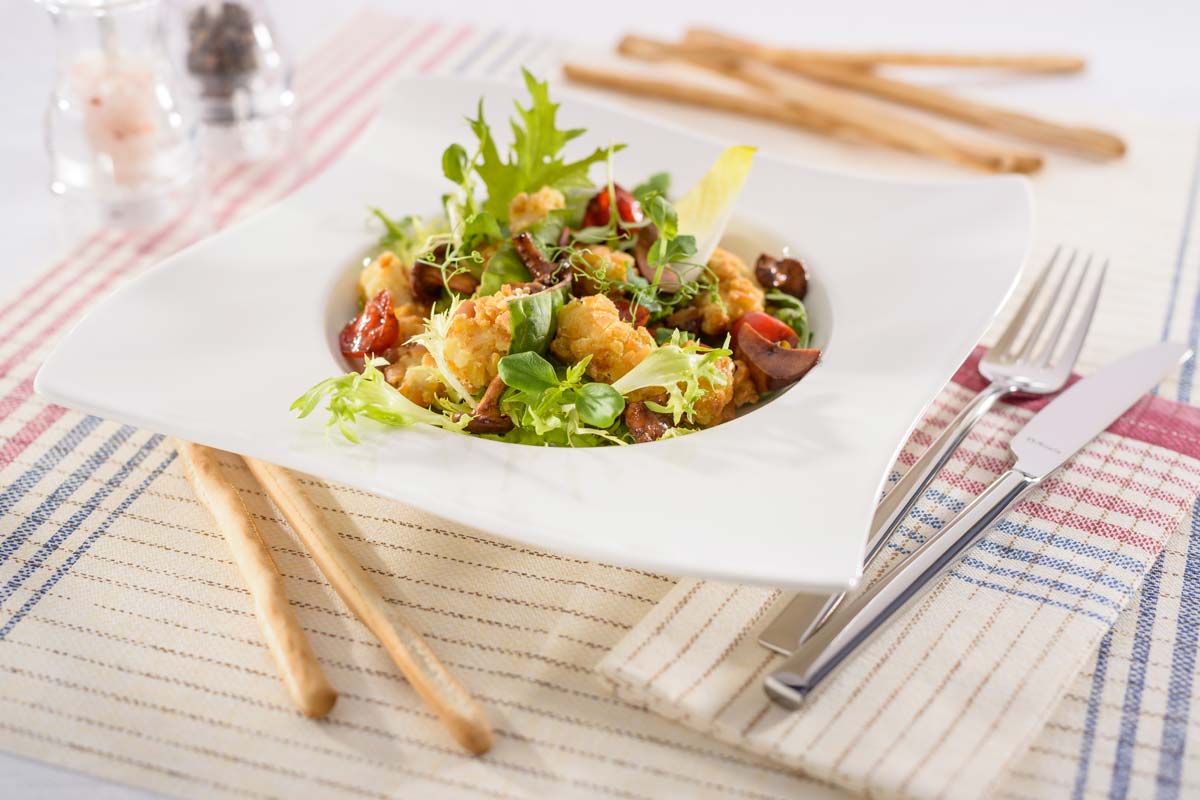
759, 246, 1107, 656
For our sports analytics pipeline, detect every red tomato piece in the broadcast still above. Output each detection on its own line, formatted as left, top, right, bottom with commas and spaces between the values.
581, 184, 644, 229
611, 296, 651, 328
339, 289, 399, 358
731, 311, 800, 348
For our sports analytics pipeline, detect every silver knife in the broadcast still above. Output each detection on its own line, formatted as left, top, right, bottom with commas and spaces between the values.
764, 341, 1191, 708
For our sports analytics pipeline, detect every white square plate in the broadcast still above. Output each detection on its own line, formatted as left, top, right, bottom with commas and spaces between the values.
36, 77, 1031, 590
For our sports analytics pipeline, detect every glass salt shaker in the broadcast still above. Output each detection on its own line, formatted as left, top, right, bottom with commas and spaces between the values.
42, 0, 202, 228
165, 0, 296, 162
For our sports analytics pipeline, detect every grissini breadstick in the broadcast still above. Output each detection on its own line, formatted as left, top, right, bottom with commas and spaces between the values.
175, 441, 337, 718
242, 457, 493, 756
684, 27, 1085, 73
615, 35, 1043, 174
683, 29, 1125, 159
562, 62, 1041, 174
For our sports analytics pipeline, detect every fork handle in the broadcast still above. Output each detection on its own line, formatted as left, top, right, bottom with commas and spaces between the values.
764, 468, 1035, 707
759, 380, 1012, 653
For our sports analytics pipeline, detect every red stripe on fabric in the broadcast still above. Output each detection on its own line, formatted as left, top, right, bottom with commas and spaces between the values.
1037, 479, 1186, 528
1016, 500, 1162, 553
0, 404, 67, 470
951, 346, 1200, 460
0, 234, 117, 326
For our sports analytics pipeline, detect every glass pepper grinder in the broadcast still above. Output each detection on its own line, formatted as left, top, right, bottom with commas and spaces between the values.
43, 0, 202, 228
165, 0, 296, 162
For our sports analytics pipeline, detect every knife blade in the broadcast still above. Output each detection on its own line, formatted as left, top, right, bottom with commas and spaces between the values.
764, 341, 1191, 708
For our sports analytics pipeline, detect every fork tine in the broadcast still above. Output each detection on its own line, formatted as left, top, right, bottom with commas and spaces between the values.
1036, 255, 1090, 366
1052, 257, 1107, 372
991, 246, 1062, 359
1014, 250, 1077, 361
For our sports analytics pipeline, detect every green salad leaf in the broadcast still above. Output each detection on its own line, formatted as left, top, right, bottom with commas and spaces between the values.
368, 208, 446, 265
766, 290, 812, 347
497, 350, 558, 394
610, 333, 732, 424
507, 284, 568, 356
575, 382, 625, 428
468, 69, 617, 222
291, 359, 467, 443
495, 352, 627, 446
479, 242, 532, 295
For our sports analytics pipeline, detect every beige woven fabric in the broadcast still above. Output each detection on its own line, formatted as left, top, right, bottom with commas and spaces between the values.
596, 108, 1200, 798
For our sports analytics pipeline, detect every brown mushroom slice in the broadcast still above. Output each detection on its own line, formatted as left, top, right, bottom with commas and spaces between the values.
624, 401, 674, 443
410, 261, 446, 304
512, 232, 563, 284
735, 324, 820, 392
458, 375, 514, 434
754, 253, 808, 300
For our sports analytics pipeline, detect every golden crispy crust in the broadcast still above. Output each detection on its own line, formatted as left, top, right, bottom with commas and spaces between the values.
551, 294, 656, 383
731, 358, 761, 408
508, 186, 566, 233
359, 251, 416, 307
695, 247, 765, 335
443, 284, 532, 396
690, 356, 736, 428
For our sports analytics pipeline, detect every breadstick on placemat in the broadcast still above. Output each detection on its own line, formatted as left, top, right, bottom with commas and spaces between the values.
563, 61, 1041, 173
683, 28, 1125, 159
175, 441, 337, 718
242, 457, 493, 755
615, 35, 1043, 174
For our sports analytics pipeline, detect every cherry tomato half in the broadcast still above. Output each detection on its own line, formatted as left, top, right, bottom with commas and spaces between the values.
339, 289, 399, 358
731, 311, 800, 349
582, 184, 644, 229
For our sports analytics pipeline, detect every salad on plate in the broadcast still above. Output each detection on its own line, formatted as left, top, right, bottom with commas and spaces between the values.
295, 70, 821, 447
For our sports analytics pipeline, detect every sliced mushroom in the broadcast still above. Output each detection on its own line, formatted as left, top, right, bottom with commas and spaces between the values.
662, 306, 704, 336
735, 324, 820, 392
512, 232, 563, 284
624, 401, 673, 443
410, 261, 446, 304
611, 296, 650, 328
755, 253, 807, 299
457, 375, 513, 434
410, 244, 480, 302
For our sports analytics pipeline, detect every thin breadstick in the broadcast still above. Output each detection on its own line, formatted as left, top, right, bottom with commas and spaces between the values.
241, 457, 493, 756
175, 441, 336, 718
685, 27, 1085, 73
615, 36, 1043, 174
683, 29, 1125, 159
563, 62, 1041, 174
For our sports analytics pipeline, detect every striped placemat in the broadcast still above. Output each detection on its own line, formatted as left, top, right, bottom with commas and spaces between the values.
0, 11, 838, 800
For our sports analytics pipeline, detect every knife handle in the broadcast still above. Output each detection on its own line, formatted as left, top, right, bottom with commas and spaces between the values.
759, 381, 1010, 654
764, 468, 1034, 709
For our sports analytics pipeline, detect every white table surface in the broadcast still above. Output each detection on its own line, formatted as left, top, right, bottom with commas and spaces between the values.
2, 0, 1198, 796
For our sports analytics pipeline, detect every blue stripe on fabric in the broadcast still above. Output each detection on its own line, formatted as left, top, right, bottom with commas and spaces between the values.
0, 433, 163, 609
1109, 552, 1168, 798
958, 555, 1125, 614
450, 29, 497, 75
1156, 496, 1200, 798
0, 415, 102, 519
0, 448, 175, 640
972, 539, 1134, 596
0, 425, 136, 568
482, 33, 529, 77
948, 572, 1115, 625
1075, 631, 1115, 800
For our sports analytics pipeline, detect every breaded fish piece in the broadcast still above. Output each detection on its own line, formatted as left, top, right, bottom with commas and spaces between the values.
695, 247, 765, 335
359, 251, 416, 307
443, 284, 532, 396
551, 294, 655, 384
